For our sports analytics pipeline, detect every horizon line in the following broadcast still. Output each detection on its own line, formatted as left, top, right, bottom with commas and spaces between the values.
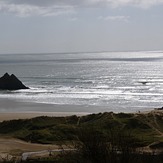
0, 50, 163, 55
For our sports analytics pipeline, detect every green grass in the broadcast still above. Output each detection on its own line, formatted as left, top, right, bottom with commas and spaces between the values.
0, 111, 162, 146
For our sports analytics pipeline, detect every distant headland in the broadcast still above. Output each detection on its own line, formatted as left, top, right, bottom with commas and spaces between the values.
0, 73, 29, 90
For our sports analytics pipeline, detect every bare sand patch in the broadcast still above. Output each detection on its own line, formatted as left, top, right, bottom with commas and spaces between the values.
0, 137, 63, 161
0, 137, 58, 154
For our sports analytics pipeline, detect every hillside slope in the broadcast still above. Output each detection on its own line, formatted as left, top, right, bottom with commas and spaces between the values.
0, 110, 162, 147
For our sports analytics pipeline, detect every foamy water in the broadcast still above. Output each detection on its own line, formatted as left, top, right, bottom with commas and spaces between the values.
0, 51, 163, 112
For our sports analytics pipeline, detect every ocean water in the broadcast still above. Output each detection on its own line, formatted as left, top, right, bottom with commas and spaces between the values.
0, 51, 163, 113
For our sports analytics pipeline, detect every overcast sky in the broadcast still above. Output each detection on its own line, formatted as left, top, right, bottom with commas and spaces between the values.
0, 0, 163, 54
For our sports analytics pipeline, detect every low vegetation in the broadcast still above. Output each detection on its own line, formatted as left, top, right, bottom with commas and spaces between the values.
0, 110, 163, 162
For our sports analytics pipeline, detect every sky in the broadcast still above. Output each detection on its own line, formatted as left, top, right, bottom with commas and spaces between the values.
0, 0, 163, 54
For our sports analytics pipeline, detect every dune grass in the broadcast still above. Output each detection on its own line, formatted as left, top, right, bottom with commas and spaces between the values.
0, 111, 162, 146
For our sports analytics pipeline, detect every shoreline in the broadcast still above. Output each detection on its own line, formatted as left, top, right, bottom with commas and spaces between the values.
0, 98, 107, 113
0, 98, 155, 114
0, 98, 157, 122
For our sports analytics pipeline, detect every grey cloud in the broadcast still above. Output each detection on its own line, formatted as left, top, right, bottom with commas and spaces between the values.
0, 0, 75, 17
110, 0, 163, 8
6, 0, 85, 7
5, 0, 163, 8
98, 15, 130, 22
0, 0, 163, 17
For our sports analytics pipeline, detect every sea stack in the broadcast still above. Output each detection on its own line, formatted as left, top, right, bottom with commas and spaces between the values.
0, 73, 29, 90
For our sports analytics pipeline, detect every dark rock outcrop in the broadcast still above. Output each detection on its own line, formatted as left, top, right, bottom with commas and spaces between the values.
0, 73, 29, 90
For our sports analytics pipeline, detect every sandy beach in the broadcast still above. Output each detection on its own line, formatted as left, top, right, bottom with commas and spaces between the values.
0, 98, 92, 122
0, 97, 155, 123
0, 112, 89, 122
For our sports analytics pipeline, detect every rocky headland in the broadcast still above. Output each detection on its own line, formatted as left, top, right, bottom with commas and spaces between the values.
0, 73, 29, 90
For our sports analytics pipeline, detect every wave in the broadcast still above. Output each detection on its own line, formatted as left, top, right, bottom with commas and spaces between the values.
1, 51, 163, 112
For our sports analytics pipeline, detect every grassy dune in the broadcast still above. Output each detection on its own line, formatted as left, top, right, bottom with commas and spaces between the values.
0, 110, 163, 162
0, 110, 162, 146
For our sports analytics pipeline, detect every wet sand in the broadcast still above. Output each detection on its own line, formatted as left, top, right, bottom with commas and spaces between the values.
0, 98, 92, 122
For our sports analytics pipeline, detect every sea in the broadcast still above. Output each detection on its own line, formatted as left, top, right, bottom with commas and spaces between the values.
0, 51, 163, 113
